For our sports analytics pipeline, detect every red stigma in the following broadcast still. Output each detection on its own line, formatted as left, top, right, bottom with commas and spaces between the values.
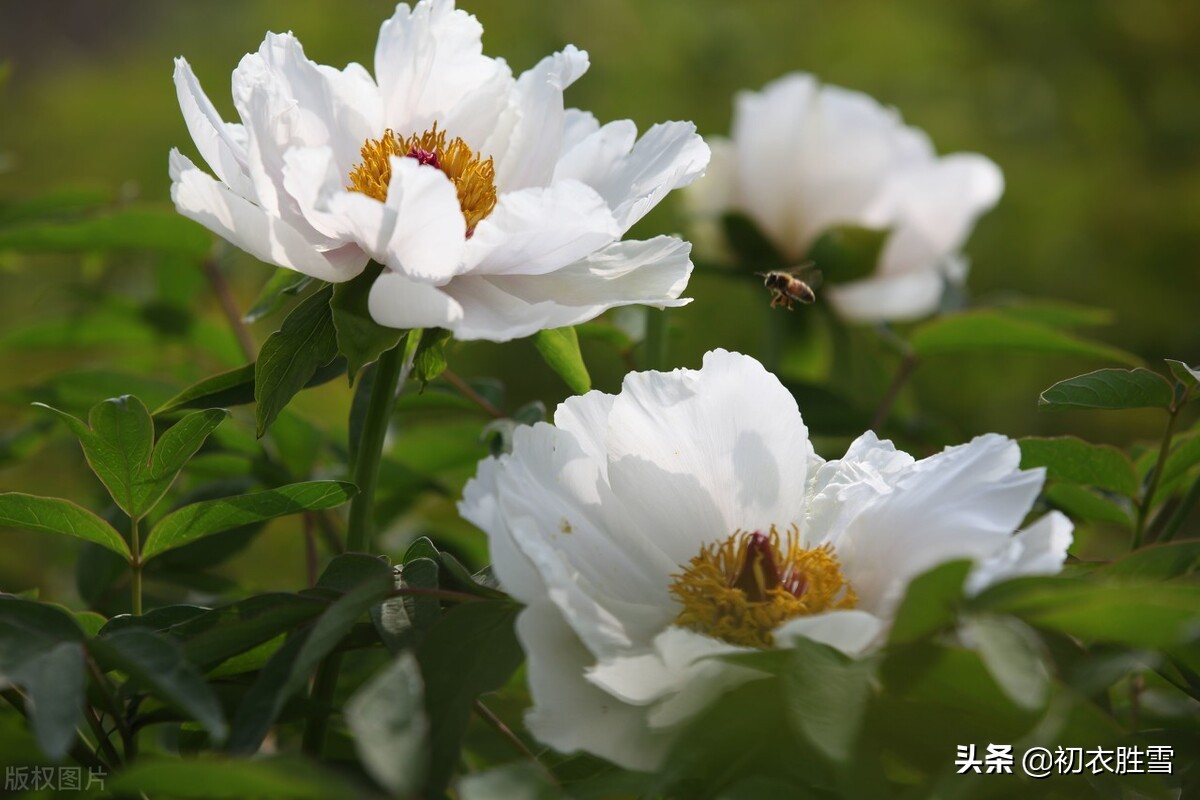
406, 147, 440, 169
732, 531, 782, 602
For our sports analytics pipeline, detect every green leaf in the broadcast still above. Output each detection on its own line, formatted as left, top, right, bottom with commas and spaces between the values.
888, 560, 972, 645
1166, 359, 1200, 399
0, 492, 130, 558
0, 187, 112, 227
1097, 541, 1200, 581
781, 637, 873, 764
533, 326, 591, 394
373, 558, 439, 652
972, 577, 1200, 649
105, 756, 366, 799
992, 298, 1114, 329
804, 224, 889, 284
330, 262, 405, 381
346, 653, 429, 796
155, 360, 346, 415
1043, 483, 1132, 527
135, 408, 229, 516
142, 481, 356, 561
10, 641, 87, 762
1038, 368, 1175, 411
417, 601, 524, 795
1018, 436, 1138, 497
254, 286, 339, 436
90, 627, 227, 742
721, 212, 787, 270
459, 763, 562, 800
245, 269, 314, 323
1160, 431, 1200, 489
0, 208, 212, 259
227, 561, 392, 752
413, 328, 453, 384
175, 593, 328, 672
960, 615, 1050, 711
911, 311, 1140, 365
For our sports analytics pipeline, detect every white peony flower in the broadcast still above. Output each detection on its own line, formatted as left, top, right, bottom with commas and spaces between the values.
170, 0, 710, 341
686, 73, 1003, 323
459, 350, 1071, 770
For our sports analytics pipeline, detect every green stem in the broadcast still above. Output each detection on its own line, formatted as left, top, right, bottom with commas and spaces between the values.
345, 332, 419, 553
130, 516, 142, 616
643, 308, 668, 371
83, 705, 122, 767
1134, 408, 1180, 549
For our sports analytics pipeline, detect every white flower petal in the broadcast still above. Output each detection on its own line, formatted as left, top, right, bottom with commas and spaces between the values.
367, 269, 463, 329
604, 350, 812, 565
681, 136, 735, 220
825, 269, 945, 324
489, 46, 590, 192
966, 511, 1074, 595
462, 180, 619, 277
374, 0, 506, 138
458, 456, 545, 603
379, 156, 466, 280
773, 609, 885, 657
173, 57, 255, 199
518, 601, 671, 772
169, 149, 365, 282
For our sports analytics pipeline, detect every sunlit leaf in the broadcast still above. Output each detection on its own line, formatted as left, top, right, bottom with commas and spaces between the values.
1043, 483, 1133, 528
912, 311, 1139, 365
533, 326, 591, 394
346, 653, 429, 796
0, 492, 130, 558
1038, 368, 1174, 411
1018, 436, 1138, 497
254, 286, 339, 436
154, 360, 346, 415
413, 328, 453, 384
245, 269, 314, 323
142, 481, 356, 561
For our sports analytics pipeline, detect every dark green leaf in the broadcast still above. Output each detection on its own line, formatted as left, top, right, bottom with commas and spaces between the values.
100, 605, 210, 636
413, 328, 453, 384
1038, 368, 1174, 411
960, 615, 1050, 711
888, 560, 972, 645
912, 311, 1139, 365
331, 262, 405, 381
0, 208, 211, 258
1043, 483, 1132, 528
0, 597, 85, 673
417, 601, 524, 795
1160, 431, 1200, 488
373, 558, 439, 652
438, 551, 509, 600
781, 637, 873, 764
142, 481, 356, 561
176, 593, 328, 672
346, 653, 429, 796
459, 763, 562, 800
254, 286, 339, 436
245, 269, 315, 323
227, 565, 392, 752
90, 627, 227, 742
155, 359, 347, 415
105, 756, 366, 799
1018, 436, 1138, 497
804, 224, 889, 284
721, 212, 787, 271
533, 326, 591, 395
11, 641, 86, 762
1097, 541, 1200, 581
0, 492, 130, 558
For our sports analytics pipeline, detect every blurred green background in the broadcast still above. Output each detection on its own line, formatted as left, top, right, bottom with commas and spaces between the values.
1, 0, 1198, 602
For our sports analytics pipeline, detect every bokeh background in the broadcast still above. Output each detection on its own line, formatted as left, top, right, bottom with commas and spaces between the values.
2, 0, 1198, 602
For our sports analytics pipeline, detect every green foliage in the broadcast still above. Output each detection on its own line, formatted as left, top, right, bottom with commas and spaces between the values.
911, 310, 1140, 364
1019, 436, 1139, 497
1039, 367, 1175, 411
533, 326, 592, 394
331, 262, 406, 381
0, 492, 130, 557
346, 652, 429, 796
254, 286, 340, 436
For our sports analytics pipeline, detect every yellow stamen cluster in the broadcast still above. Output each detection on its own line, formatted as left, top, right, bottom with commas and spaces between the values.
670, 527, 857, 649
346, 123, 498, 234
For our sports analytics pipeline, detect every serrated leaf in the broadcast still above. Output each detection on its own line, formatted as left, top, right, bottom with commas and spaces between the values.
888, 560, 972, 645
330, 262, 405, 381
1018, 436, 1138, 497
1038, 368, 1175, 411
0, 208, 212, 258
244, 269, 314, 323
347, 653, 429, 796
155, 360, 346, 415
911, 311, 1139, 365
417, 601, 523, 795
0, 493, 130, 558
533, 326, 591, 394
142, 481, 356, 561
960, 615, 1050, 711
254, 286, 339, 436
90, 627, 227, 742
1043, 483, 1133, 528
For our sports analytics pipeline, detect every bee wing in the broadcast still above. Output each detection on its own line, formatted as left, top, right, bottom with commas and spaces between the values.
803, 268, 824, 291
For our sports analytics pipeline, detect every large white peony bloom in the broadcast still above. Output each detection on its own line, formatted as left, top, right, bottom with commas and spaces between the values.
687, 73, 1003, 323
170, 0, 710, 341
459, 350, 1071, 770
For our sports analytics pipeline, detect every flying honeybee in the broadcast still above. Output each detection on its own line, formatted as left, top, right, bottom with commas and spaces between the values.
756, 262, 822, 310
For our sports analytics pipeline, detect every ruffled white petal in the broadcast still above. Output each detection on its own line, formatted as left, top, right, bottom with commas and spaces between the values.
173, 58, 255, 199
825, 269, 945, 323
367, 269, 463, 329
966, 511, 1074, 595
169, 149, 365, 281
462, 180, 619, 277
773, 609, 885, 657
